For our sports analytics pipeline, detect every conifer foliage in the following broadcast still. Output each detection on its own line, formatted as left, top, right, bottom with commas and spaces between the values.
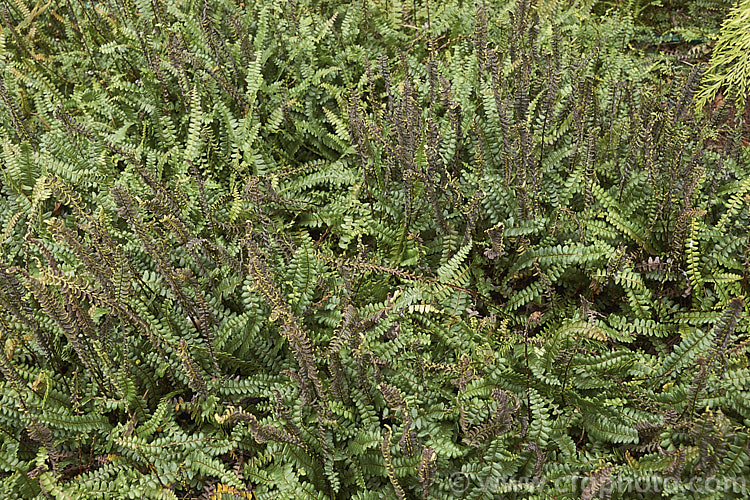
0, 0, 749, 498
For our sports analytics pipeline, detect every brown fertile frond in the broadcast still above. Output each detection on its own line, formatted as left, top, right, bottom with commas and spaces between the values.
247, 238, 324, 403
418, 446, 437, 499
463, 388, 520, 447
379, 383, 406, 411
178, 338, 208, 398
381, 427, 406, 500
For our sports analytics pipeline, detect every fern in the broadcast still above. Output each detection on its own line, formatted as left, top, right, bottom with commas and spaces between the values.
0, 0, 749, 498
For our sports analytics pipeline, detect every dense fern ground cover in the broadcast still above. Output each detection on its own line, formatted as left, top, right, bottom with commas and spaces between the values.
1, 0, 749, 498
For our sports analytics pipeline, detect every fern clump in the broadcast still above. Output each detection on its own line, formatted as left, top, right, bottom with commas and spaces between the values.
0, 0, 748, 498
